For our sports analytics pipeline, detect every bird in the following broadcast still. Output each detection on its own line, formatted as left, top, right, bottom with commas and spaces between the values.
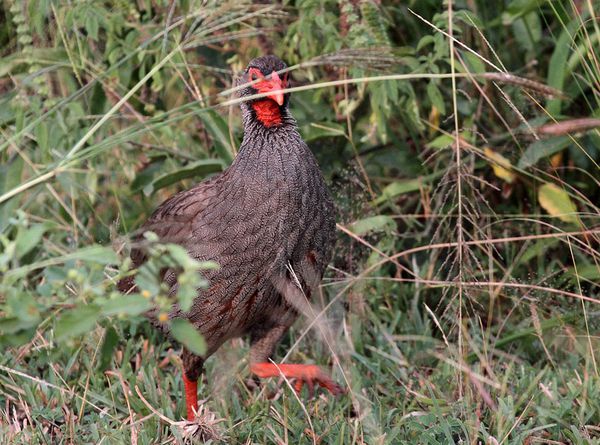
118, 55, 343, 421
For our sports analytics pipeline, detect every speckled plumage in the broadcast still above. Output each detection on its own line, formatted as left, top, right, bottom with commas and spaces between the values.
119, 56, 336, 386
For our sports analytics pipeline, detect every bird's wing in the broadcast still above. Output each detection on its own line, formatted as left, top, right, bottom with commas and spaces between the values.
129, 177, 220, 267
117, 176, 223, 298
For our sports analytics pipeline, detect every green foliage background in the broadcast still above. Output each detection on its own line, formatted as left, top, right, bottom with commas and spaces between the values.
1, 0, 599, 443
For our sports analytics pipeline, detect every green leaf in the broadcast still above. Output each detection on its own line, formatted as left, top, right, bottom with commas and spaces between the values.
63, 245, 119, 265
135, 263, 161, 297
170, 318, 206, 356
303, 122, 346, 141
546, 19, 575, 115
0, 328, 35, 347
15, 223, 49, 259
165, 244, 202, 269
517, 136, 571, 169
416, 35, 435, 51
569, 264, 600, 283
196, 110, 234, 163
130, 157, 165, 193
461, 51, 486, 74
55, 305, 101, 341
538, 183, 578, 224
516, 238, 560, 267
8, 292, 39, 323
0, 316, 39, 335
0, 156, 24, 232
4, 245, 118, 283
34, 121, 49, 153
373, 179, 425, 205
427, 134, 454, 150
349, 215, 395, 236
148, 159, 223, 195
101, 295, 153, 316
176, 272, 199, 312
426, 81, 445, 115
98, 326, 120, 371
90, 82, 107, 115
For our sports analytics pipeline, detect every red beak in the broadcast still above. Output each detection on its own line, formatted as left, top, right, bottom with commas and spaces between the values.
256, 71, 285, 106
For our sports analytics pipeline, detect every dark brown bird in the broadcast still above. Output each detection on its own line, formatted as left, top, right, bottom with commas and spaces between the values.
119, 55, 342, 420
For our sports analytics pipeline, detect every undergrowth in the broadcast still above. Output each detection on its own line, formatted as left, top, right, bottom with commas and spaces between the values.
0, 1, 599, 444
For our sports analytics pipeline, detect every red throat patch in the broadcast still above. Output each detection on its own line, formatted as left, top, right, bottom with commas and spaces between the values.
252, 100, 282, 127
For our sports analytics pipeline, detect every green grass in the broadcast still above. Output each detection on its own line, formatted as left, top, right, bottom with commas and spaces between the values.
1, 0, 600, 443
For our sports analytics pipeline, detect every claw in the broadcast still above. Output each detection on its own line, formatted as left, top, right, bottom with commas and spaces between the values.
294, 379, 304, 394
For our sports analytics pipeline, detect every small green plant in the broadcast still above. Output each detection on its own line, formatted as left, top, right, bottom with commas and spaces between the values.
0, 1, 598, 443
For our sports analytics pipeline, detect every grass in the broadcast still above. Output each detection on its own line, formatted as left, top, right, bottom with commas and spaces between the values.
1, 0, 600, 443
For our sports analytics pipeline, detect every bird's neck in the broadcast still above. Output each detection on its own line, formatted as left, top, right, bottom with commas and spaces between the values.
238, 103, 299, 149
230, 105, 306, 181
251, 100, 282, 127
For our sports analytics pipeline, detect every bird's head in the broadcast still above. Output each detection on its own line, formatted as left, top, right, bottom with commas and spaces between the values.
237, 55, 290, 127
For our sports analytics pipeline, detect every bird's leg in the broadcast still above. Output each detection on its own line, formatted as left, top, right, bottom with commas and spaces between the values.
183, 373, 198, 421
181, 348, 204, 421
250, 363, 344, 396
249, 324, 344, 397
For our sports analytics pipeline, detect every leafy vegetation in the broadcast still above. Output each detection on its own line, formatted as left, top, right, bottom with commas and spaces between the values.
1, 0, 599, 443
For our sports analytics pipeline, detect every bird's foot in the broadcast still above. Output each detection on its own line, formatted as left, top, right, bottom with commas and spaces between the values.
250, 363, 344, 397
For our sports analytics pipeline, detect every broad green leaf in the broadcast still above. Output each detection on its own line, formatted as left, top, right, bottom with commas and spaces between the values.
349, 215, 395, 236
546, 19, 576, 115
177, 271, 201, 312
197, 110, 234, 163
90, 82, 107, 115
148, 159, 223, 195
34, 121, 49, 153
15, 224, 50, 259
0, 328, 36, 347
516, 238, 560, 267
55, 305, 101, 341
63, 245, 119, 265
461, 51, 486, 74
170, 318, 207, 356
511, 11, 541, 52
98, 326, 119, 371
130, 157, 165, 192
416, 35, 435, 51
426, 81, 445, 115
4, 245, 118, 283
303, 122, 346, 141
569, 264, 600, 283
101, 295, 153, 316
135, 263, 161, 297
165, 244, 203, 269
0, 156, 24, 232
427, 134, 454, 150
8, 292, 39, 323
0, 316, 39, 335
517, 136, 571, 169
373, 171, 443, 206
373, 179, 426, 205
538, 183, 578, 224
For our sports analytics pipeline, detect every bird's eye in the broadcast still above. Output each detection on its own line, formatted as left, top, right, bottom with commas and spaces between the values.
250, 71, 258, 81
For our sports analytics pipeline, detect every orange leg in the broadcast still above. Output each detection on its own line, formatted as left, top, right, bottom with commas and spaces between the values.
250, 363, 344, 397
183, 373, 198, 421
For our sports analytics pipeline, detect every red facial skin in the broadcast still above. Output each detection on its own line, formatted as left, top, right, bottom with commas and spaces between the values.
248, 68, 288, 127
